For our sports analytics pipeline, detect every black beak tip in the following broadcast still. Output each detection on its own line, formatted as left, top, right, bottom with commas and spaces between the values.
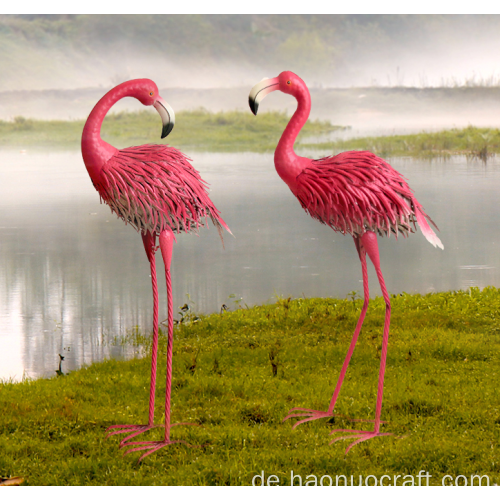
249, 97, 258, 116
161, 122, 174, 139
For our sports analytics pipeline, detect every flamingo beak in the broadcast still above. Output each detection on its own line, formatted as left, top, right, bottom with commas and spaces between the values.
248, 77, 280, 115
154, 97, 175, 138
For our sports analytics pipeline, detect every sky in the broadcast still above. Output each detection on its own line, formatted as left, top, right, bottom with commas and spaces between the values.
4, 14, 500, 92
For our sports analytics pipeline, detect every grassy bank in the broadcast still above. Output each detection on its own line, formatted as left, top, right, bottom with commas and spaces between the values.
2, 110, 500, 160
1, 288, 500, 485
0, 110, 342, 153
303, 125, 500, 161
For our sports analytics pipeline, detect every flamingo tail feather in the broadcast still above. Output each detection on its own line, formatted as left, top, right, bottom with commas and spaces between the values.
416, 208, 444, 250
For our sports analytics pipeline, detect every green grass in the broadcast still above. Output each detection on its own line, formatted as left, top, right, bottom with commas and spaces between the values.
0, 110, 342, 153
3, 112, 500, 160
304, 125, 500, 161
1, 288, 500, 485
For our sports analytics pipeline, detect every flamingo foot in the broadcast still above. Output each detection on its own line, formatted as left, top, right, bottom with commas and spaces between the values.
107, 421, 201, 448
106, 424, 161, 447
329, 429, 393, 454
283, 407, 349, 429
122, 430, 205, 463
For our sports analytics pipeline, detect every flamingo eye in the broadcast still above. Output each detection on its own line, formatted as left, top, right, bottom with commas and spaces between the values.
287, 80, 291, 85
149, 91, 154, 96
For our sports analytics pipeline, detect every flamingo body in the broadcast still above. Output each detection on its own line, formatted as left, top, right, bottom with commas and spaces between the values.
82, 79, 228, 462
97, 144, 225, 236
294, 151, 442, 246
249, 70, 443, 453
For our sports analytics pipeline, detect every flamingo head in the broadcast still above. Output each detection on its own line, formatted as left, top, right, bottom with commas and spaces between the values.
126, 79, 175, 138
248, 71, 307, 115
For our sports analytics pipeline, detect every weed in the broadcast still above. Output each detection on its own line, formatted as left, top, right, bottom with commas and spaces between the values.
184, 348, 200, 375
268, 343, 281, 377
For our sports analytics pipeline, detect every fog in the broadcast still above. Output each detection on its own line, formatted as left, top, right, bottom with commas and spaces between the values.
3, 15, 500, 91
3, 15, 500, 132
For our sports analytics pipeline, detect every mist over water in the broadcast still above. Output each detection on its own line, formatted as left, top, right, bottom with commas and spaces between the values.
2, 15, 500, 136
3, 85, 500, 140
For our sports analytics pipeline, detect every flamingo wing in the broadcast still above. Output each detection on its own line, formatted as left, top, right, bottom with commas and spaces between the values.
95, 144, 229, 238
295, 151, 442, 248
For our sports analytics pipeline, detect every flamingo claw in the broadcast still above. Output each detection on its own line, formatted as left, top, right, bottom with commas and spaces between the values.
107, 422, 203, 452
106, 424, 160, 446
328, 429, 394, 453
283, 407, 353, 428
122, 439, 205, 463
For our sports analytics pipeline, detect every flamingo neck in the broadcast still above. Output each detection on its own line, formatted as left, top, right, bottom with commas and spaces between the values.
274, 89, 311, 191
81, 84, 131, 183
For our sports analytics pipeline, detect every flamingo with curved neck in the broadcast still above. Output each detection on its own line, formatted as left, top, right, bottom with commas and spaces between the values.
82, 79, 174, 183
82, 79, 230, 462
249, 71, 443, 453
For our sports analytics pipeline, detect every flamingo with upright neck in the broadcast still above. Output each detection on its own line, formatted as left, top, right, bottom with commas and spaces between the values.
82, 79, 230, 462
249, 71, 443, 453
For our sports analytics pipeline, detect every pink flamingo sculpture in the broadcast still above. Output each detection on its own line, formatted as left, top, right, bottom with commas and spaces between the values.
249, 71, 443, 453
82, 79, 230, 461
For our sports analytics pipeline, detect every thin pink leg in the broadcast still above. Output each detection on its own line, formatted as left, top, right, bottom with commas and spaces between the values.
329, 231, 394, 453
284, 236, 370, 427
363, 231, 391, 433
122, 228, 202, 462
328, 237, 370, 411
106, 231, 161, 444
160, 229, 174, 441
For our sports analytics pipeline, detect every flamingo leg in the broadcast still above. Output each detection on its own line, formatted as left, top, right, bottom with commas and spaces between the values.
161, 228, 175, 441
361, 231, 391, 434
329, 231, 394, 453
122, 228, 201, 462
284, 235, 370, 427
106, 231, 161, 445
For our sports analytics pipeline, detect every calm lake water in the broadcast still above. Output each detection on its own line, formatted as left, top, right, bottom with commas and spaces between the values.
1, 150, 499, 381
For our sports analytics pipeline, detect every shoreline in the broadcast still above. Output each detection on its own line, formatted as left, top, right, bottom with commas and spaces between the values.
0, 110, 498, 160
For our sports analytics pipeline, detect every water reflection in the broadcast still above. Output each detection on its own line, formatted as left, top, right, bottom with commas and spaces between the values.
1, 151, 499, 381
